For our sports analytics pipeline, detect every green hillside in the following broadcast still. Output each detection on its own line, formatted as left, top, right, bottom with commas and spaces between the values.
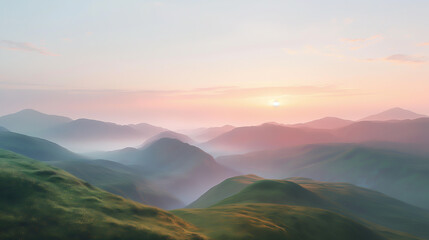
174, 204, 417, 240
214, 180, 333, 209
50, 160, 184, 209
187, 174, 263, 208
0, 149, 205, 240
189, 176, 429, 239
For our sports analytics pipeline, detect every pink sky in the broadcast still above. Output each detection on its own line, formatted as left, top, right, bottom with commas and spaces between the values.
0, 1, 428, 129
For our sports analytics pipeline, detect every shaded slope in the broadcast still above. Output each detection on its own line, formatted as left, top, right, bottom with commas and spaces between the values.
217, 144, 429, 209
132, 138, 238, 203
0, 130, 82, 161
0, 149, 206, 240
174, 204, 414, 240
98, 138, 238, 203
50, 160, 184, 209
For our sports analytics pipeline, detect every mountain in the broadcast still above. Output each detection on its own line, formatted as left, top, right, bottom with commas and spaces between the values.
174, 204, 416, 240
0, 109, 72, 136
335, 118, 429, 149
187, 125, 235, 142
0, 149, 206, 240
195, 177, 429, 238
217, 144, 429, 209
204, 123, 336, 154
0, 130, 82, 161
187, 174, 263, 208
127, 122, 168, 138
142, 131, 195, 146
215, 179, 333, 208
291, 117, 354, 129
45, 118, 142, 141
361, 107, 427, 121
43, 118, 148, 152
98, 138, 238, 203
49, 159, 184, 209
0, 126, 8, 132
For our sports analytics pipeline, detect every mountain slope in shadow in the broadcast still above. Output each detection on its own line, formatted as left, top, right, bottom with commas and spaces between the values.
217, 144, 429, 209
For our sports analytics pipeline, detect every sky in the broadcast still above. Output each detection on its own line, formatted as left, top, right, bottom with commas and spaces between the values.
0, 0, 428, 129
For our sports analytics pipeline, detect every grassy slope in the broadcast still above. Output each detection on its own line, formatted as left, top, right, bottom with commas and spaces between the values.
206, 178, 429, 239
0, 149, 206, 240
187, 174, 263, 208
174, 204, 416, 240
214, 180, 334, 209
50, 159, 184, 209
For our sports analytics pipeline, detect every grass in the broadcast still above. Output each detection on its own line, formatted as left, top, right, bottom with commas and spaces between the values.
188, 176, 429, 239
0, 149, 206, 240
174, 203, 416, 240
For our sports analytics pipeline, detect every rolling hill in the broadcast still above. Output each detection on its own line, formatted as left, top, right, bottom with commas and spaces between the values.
0, 149, 206, 240
188, 176, 429, 239
217, 144, 429, 209
0, 130, 183, 209
187, 174, 263, 208
49, 159, 184, 209
174, 204, 417, 240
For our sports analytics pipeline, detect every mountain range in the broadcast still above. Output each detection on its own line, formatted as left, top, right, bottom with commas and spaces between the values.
217, 144, 429, 209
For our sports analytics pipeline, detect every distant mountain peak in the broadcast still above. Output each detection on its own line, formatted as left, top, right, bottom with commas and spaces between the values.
291, 117, 353, 129
361, 107, 427, 121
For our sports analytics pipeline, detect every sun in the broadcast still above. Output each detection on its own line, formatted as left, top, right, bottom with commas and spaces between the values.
271, 100, 280, 107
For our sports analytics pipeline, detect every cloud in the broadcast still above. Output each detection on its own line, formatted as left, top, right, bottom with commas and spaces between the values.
418, 42, 429, 46
0, 40, 58, 56
364, 54, 427, 64
340, 35, 383, 50
385, 54, 426, 63
378, 54, 427, 64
